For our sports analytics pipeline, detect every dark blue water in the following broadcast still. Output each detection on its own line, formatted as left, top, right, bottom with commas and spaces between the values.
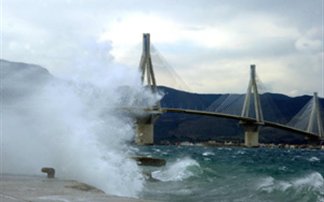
136, 146, 324, 202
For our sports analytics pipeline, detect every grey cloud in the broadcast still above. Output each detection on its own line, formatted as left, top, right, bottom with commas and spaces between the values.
2, 0, 323, 96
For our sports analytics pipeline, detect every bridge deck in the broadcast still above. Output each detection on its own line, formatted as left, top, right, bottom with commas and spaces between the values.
161, 107, 320, 140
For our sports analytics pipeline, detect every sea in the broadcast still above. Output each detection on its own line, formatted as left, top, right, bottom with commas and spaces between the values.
135, 145, 324, 202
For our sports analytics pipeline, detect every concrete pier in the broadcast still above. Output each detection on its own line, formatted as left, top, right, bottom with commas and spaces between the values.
244, 129, 259, 147
136, 122, 154, 145
0, 174, 155, 202
135, 113, 161, 145
241, 122, 260, 147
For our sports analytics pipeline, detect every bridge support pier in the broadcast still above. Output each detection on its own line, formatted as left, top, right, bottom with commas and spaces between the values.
135, 114, 160, 145
241, 122, 260, 147
136, 123, 154, 145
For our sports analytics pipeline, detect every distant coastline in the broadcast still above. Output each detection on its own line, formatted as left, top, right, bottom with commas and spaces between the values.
159, 140, 324, 150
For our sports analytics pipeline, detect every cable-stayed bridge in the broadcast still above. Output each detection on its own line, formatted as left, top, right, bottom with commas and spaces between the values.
133, 33, 324, 147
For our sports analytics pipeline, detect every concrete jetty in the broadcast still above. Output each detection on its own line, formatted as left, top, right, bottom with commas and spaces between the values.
0, 174, 155, 202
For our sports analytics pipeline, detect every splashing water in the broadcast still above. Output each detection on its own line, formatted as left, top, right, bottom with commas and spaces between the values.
1, 59, 159, 197
257, 172, 324, 201
151, 158, 201, 182
293, 172, 324, 190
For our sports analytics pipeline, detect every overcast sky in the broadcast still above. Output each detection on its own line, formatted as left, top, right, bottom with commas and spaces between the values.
2, 0, 324, 96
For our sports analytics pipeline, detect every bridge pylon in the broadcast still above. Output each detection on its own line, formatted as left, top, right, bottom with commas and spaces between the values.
136, 33, 161, 145
139, 33, 158, 94
307, 92, 324, 140
240, 64, 264, 147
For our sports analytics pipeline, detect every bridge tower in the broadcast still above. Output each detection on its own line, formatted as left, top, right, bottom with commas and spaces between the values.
135, 33, 161, 145
139, 33, 158, 94
307, 92, 324, 139
240, 64, 264, 147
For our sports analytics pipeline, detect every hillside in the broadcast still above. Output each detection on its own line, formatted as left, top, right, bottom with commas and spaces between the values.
1, 59, 53, 103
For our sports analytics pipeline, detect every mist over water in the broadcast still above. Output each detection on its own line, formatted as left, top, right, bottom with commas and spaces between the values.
1, 58, 159, 197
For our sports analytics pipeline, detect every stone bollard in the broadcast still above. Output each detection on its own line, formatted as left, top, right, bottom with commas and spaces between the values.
41, 167, 55, 178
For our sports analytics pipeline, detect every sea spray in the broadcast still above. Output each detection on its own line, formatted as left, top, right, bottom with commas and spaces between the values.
1, 59, 159, 197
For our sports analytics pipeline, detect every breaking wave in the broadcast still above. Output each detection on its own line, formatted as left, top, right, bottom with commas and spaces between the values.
258, 172, 324, 201
151, 158, 201, 182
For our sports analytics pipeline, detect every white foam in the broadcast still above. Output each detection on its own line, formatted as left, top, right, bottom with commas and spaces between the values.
202, 151, 215, 156
293, 172, 324, 189
308, 156, 320, 162
236, 150, 246, 155
258, 172, 324, 194
257, 176, 275, 192
151, 158, 200, 182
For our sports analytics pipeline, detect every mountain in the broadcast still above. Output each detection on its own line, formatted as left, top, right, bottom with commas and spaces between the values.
1, 59, 53, 103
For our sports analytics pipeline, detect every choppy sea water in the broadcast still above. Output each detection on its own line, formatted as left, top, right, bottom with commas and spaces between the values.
136, 146, 324, 202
